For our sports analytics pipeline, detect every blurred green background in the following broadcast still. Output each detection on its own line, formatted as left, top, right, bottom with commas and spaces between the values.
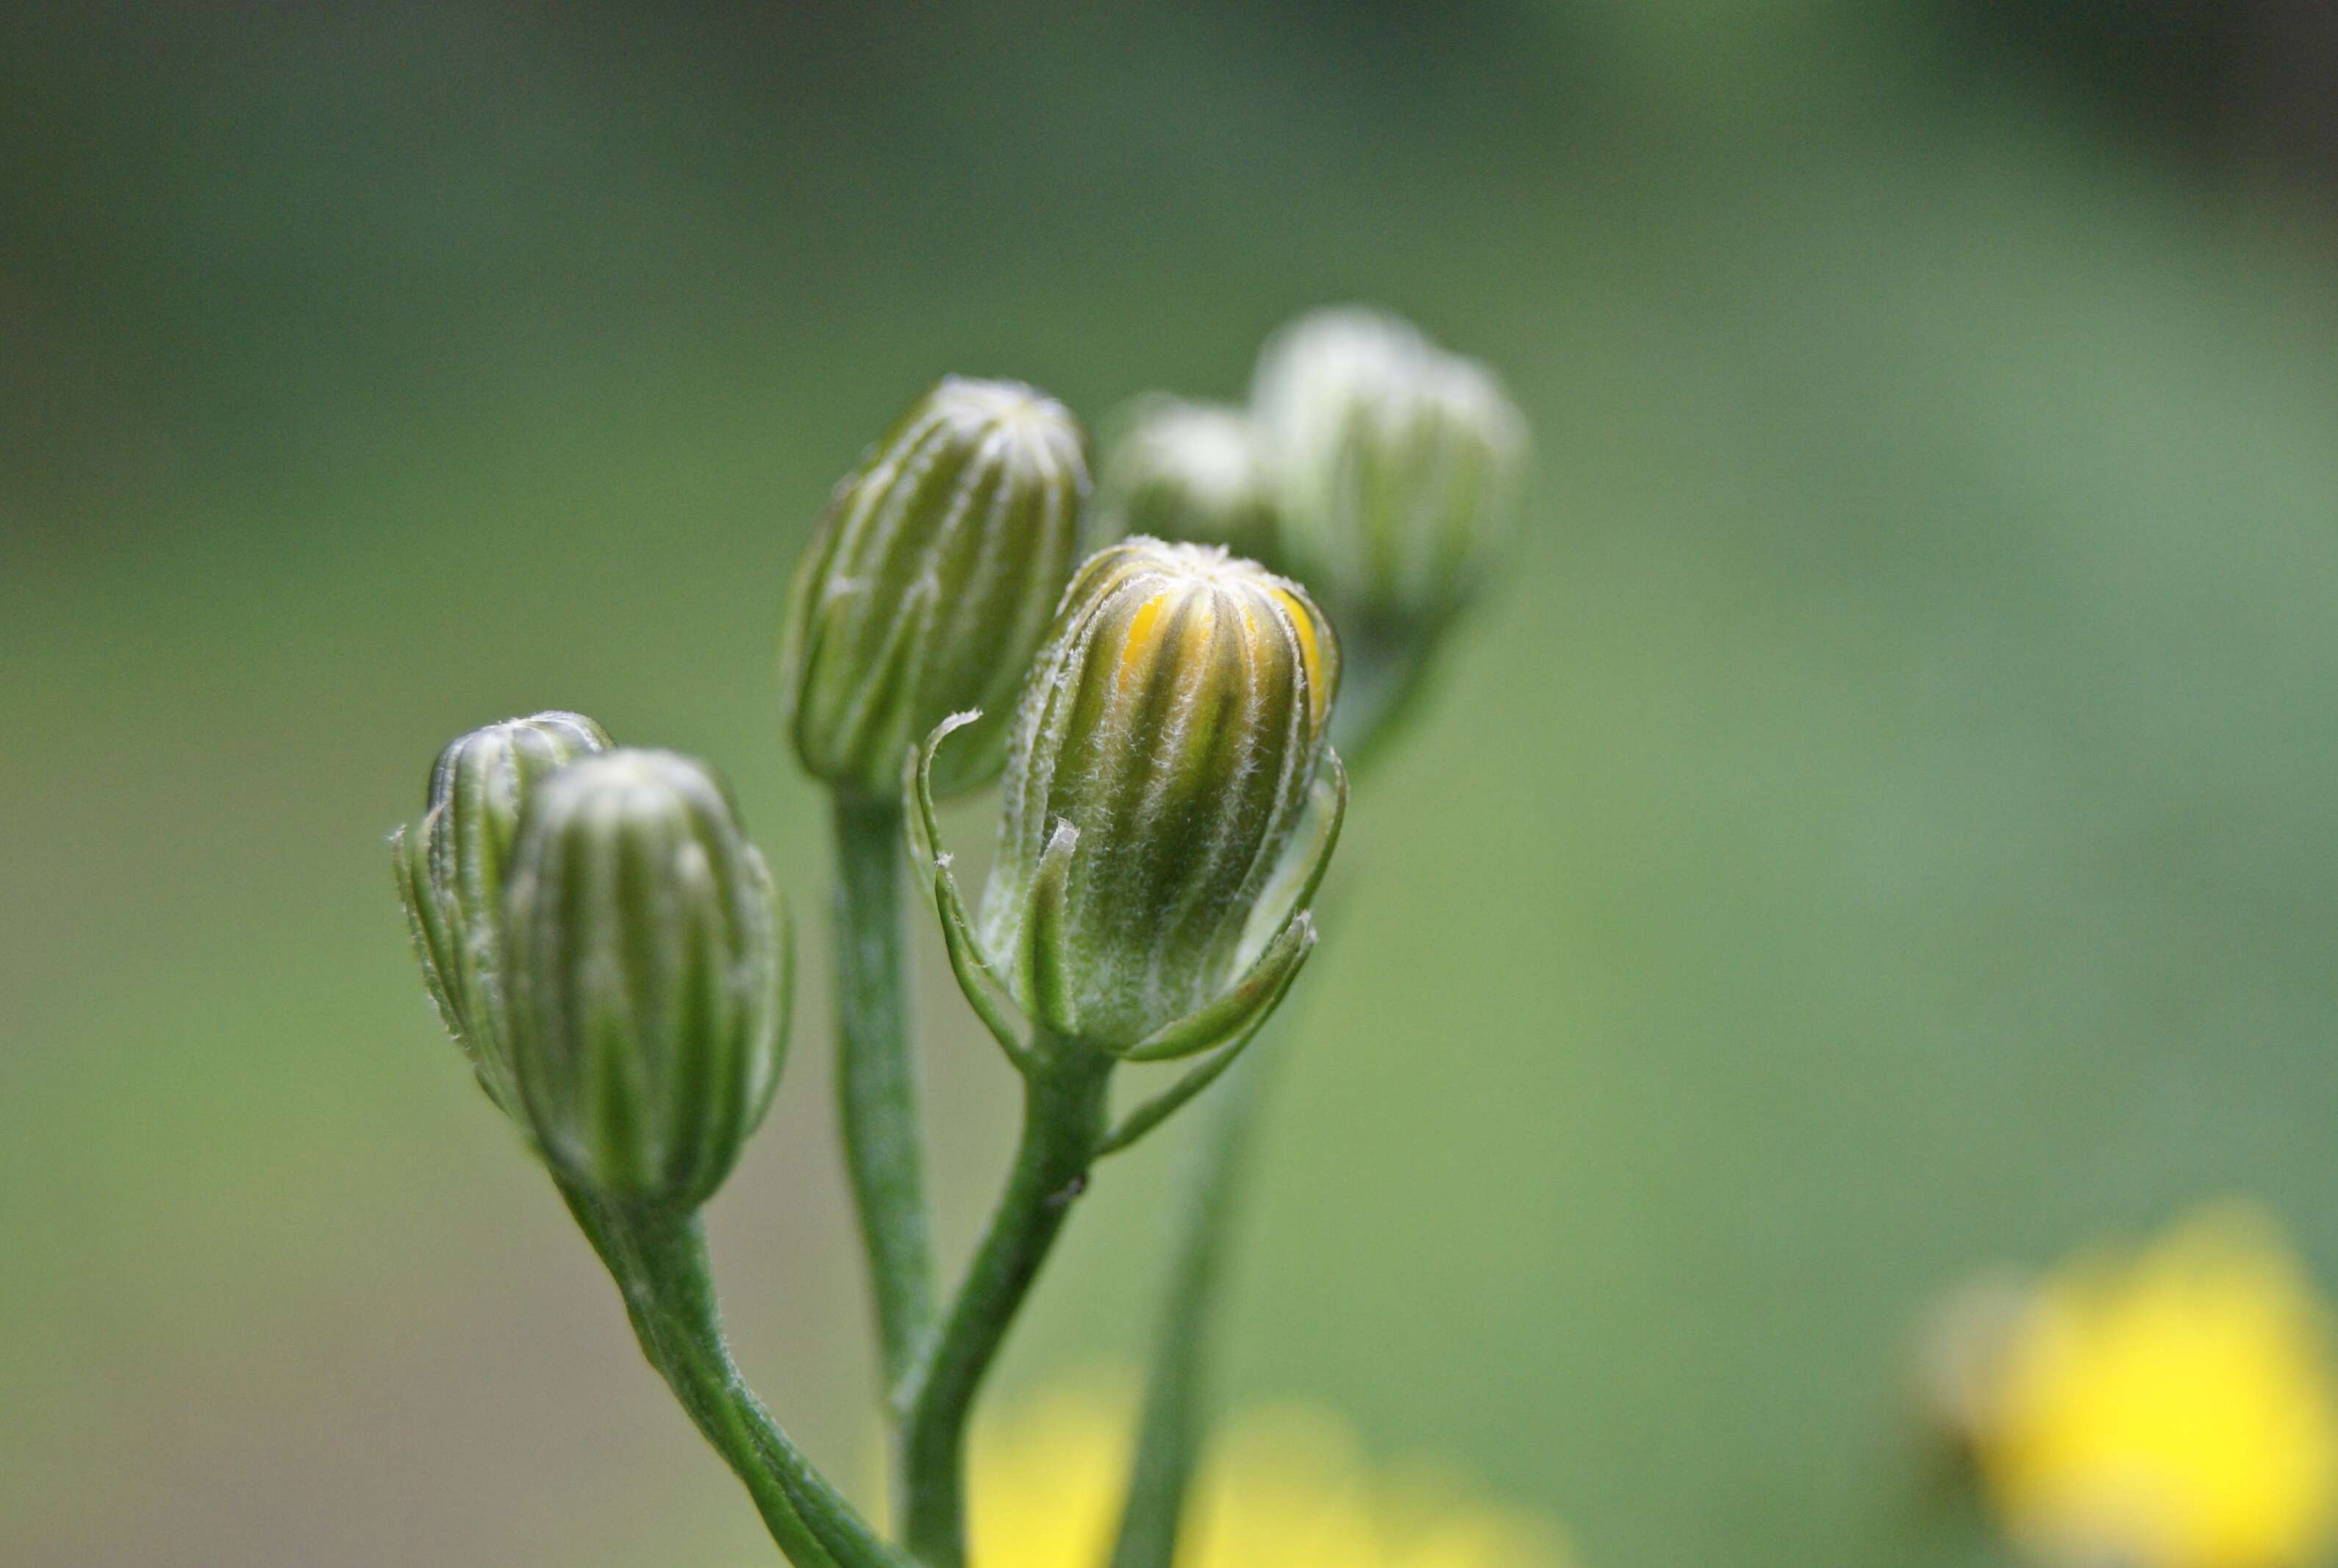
7, 2, 2337, 1564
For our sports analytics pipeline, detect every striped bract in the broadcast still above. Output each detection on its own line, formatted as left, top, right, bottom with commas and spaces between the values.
502, 749, 788, 1208
783, 377, 1089, 799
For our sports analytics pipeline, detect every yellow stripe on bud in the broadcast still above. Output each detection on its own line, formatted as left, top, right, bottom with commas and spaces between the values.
1272, 587, 1326, 726
1116, 593, 1168, 693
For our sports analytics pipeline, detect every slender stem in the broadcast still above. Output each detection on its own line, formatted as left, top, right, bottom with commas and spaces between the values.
830, 790, 936, 1399
1104, 1038, 1279, 1568
560, 1184, 908, 1568
1109, 676, 1404, 1567
898, 1048, 1114, 1567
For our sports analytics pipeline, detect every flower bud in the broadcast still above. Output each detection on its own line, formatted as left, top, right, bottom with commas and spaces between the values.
978, 539, 1339, 1050
393, 710, 612, 1112
782, 376, 1090, 800
1093, 398, 1280, 566
1251, 307, 1527, 639
501, 749, 789, 1207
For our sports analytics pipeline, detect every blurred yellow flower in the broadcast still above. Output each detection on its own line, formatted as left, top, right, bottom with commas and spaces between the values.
1972, 1203, 2338, 1568
964, 1382, 1572, 1568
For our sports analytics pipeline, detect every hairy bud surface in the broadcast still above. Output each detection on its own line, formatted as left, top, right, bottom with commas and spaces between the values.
503, 748, 789, 1207
783, 376, 1089, 799
980, 539, 1339, 1050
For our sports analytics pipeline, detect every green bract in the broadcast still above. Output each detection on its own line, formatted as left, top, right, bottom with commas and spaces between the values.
1093, 398, 1280, 568
502, 748, 790, 1208
782, 376, 1090, 801
393, 710, 612, 1113
1251, 306, 1527, 640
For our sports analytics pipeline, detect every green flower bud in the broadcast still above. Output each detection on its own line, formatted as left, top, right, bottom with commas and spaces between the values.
976, 538, 1340, 1050
782, 376, 1090, 800
1093, 398, 1280, 567
1251, 307, 1527, 640
393, 710, 612, 1112
501, 749, 789, 1208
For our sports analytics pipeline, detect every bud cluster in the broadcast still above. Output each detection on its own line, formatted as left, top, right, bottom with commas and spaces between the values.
1093, 309, 1528, 756
396, 718, 787, 1209
387, 321, 1526, 1568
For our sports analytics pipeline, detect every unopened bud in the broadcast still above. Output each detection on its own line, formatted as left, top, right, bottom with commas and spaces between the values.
393, 710, 612, 1112
782, 376, 1089, 800
1093, 398, 1280, 567
502, 749, 789, 1207
1251, 307, 1526, 640
979, 539, 1339, 1050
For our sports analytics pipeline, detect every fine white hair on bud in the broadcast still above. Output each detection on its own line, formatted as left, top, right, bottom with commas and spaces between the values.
782, 376, 1090, 801
978, 537, 1340, 1050
1251, 306, 1528, 639
501, 748, 790, 1209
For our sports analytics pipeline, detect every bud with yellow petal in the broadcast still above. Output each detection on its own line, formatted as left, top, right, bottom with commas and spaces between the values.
1251, 307, 1527, 646
502, 748, 790, 1208
906, 539, 1343, 1123
977, 538, 1338, 1050
393, 710, 612, 1112
782, 376, 1090, 801
1093, 398, 1281, 568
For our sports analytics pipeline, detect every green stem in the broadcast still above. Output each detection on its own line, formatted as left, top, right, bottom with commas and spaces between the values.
1105, 1038, 1279, 1568
831, 790, 936, 1400
560, 1184, 908, 1568
898, 1048, 1114, 1567
1109, 679, 1401, 1568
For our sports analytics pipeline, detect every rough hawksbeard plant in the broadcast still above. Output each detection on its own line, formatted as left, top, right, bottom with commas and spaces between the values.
390, 308, 1537, 1566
